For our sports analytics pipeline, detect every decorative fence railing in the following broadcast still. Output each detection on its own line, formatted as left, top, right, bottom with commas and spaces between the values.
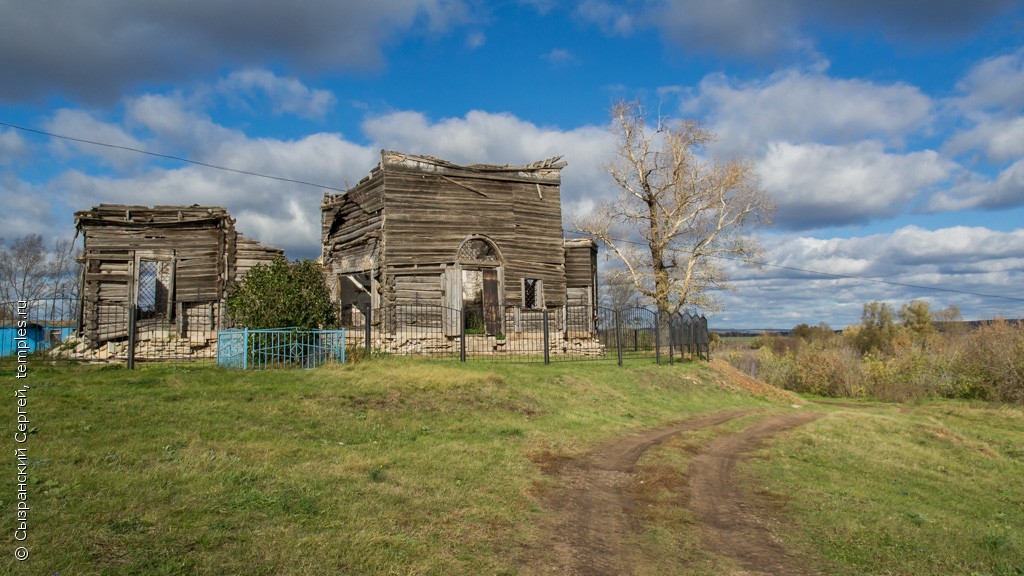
341, 303, 710, 364
216, 328, 346, 370
3, 299, 224, 367
3, 298, 708, 369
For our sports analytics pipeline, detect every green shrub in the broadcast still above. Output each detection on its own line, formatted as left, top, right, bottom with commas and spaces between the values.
756, 346, 797, 391
226, 259, 337, 329
793, 342, 864, 397
957, 319, 1024, 403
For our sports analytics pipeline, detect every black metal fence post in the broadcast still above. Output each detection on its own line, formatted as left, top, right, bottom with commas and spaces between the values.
668, 314, 675, 365
126, 304, 137, 370
460, 307, 467, 362
655, 311, 661, 365
363, 304, 372, 358
542, 309, 550, 365
614, 309, 623, 367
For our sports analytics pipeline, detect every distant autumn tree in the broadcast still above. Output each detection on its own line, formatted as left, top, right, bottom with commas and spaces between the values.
899, 299, 934, 344
575, 100, 774, 316
855, 301, 898, 355
600, 269, 643, 311
933, 303, 964, 334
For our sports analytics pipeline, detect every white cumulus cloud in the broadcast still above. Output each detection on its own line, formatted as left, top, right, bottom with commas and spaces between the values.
361, 109, 615, 216
683, 70, 933, 155
217, 69, 337, 120
759, 141, 953, 229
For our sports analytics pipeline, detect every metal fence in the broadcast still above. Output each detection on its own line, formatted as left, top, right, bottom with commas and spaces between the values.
1, 299, 79, 359
2, 298, 223, 366
217, 328, 346, 370
342, 302, 710, 364
2, 297, 709, 369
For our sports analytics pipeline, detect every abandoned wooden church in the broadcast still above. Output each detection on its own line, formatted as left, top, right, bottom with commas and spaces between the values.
321, 150, 599, 353
69, 150, 601, 357
74, 205, 283, 355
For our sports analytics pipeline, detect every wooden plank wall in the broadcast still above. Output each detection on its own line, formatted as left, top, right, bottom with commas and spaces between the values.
322, 153, 601, 332
509, 179, 566, 307
379, 153, 567, 308
321, 173, 384, 275
235, 234, 286, 279
564, 241, 597, 288
76, 204, 282, 343
381, 168, 515, 267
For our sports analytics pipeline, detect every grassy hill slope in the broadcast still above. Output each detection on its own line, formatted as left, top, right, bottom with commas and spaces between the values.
5, 358, 1022, 574
7, 359, 766, 574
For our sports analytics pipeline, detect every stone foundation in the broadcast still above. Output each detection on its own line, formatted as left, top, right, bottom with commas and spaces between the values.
50, 334, 216, 362
373, 330, 606, 357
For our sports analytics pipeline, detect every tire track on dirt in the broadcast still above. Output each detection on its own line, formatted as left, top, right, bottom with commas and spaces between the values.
687, 410, 825, 576
535, 408, 758, 576
527, 408, 824, 575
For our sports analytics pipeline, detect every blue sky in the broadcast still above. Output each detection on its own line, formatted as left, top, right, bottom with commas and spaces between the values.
2, 0, 1023, 328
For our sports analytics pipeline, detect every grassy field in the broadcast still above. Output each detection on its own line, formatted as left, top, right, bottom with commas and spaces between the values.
4, 357, 1023, 574
743, 401, 1024, 575
627, 399, 1024, 576
4, 357, 763, 575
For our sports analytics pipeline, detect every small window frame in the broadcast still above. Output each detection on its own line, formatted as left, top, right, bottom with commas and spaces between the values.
523, 278, 544, 310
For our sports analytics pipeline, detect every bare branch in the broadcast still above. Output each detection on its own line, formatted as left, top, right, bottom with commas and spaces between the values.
572, 100, 774, 316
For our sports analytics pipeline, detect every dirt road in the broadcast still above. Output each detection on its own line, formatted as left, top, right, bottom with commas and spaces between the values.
530, 408, 822, 575
687, 411, 824, 575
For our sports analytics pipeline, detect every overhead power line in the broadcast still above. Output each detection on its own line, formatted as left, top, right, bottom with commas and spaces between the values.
0, 120, 349, 193
6, 118, 1023, 305
713, 254, 1024, 303
593, 235, 1024, 304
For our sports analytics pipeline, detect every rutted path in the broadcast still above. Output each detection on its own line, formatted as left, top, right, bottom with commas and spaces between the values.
687, 411, 824, 575
530, 408, 823, 575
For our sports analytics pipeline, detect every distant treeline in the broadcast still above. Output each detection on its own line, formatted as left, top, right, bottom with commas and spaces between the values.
717, 319, 1020, 339
719, 301, 1024, 404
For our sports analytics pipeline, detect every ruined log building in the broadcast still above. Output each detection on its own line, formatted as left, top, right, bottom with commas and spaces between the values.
74, 205, 283, 349
70, 150, 600, 358
321, 151, 598, 352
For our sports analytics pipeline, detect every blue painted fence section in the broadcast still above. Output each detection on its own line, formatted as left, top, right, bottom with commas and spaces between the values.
1, 325, 76, 357
217, 328, 346, 369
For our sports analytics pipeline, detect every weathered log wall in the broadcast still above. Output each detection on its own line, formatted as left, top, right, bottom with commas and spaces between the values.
320, 151, 600, 338
379, 151, 567, 308
75, 204, 282, 344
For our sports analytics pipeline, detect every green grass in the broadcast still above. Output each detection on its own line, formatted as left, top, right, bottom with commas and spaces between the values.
742, 401, 1024, 576
7, 358, 1024, 575
3, 357, 762, 575
619, 400, 1024, 576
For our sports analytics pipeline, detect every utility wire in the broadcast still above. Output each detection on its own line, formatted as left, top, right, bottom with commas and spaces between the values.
0, 120, 350, 194
593, 235, 1024, 304
7, 119, 1023, 304
714, 254, 1024, 303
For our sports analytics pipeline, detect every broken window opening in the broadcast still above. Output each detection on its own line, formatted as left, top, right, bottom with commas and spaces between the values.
457, 238, 499, 262
523, 278, 543, 310
138, 259, 172, 320
339, 273, 372, 327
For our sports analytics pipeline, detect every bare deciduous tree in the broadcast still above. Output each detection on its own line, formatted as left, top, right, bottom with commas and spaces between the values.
48, 238, 80, 300
0, 234, 50, 303
600, 269, 643, 311
575, 100, 774, 316
0, 234, 80, 318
